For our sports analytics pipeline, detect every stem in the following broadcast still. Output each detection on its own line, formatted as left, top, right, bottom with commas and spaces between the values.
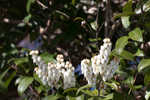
105, 0, 112, 38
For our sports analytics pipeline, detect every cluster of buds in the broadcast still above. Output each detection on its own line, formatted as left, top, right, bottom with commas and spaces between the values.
30, 50, 48, 85
30, 51, 76, 89
81, 59, 97, 86
81, 38, 120, 84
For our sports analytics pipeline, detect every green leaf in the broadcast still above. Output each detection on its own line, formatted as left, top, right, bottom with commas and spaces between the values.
81, 89, 98, 96
17, 76, 34, 95
115, 36, 129, 54
24, 14, 32, 23
128, 28, 143, 42
104, 93, 114, 100
13, 57, 29, 66
104, 82, 119, 91
123, 0, 132, 12
144, 72, 150, 86
42, 95, 62, 100
114, 12, 135, 19
40, 52, 55, 64
63, 88, 78, 94
135, 0, 150, 14
5, 71, 16, 87
138, 59, 150, 72
0, 67, 10, 80
89, 38, 101, 42
113, 92, 134, 100
123, 76, 134, 85
120, 50, 134, 61
121, 16, 130, 29
133, 85, 142, 90
76, 84, 91, 95
66, 95, 84, 100
134, 49, 144, 57
26, 0, 35, 13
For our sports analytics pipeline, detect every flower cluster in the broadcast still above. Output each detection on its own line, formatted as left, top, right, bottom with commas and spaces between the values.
81, 59, 97, 86
30, 51, 75, 89
81, 38, 120, 85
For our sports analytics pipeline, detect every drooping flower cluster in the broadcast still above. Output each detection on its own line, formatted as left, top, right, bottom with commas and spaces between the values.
81, 38, 120, 85
30, 51, 75, 89
81, 59, 97, 86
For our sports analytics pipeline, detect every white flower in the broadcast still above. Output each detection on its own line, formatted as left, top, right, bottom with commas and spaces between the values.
145, 91, 150, 100
29, 50, 39, 55
81, 59, 97, 86
62, 69, 76, 89
30, 51, 76, 89
81, 38, 120, 83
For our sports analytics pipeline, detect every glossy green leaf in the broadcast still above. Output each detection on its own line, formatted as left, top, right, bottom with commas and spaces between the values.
104, 82, 119, 91
121, 16, 130, 29
128, 28, 143, 42
104, 93, 114, 100
120, 50, 134, 61
17, 76, 34, 95
115, 36, 129, 54
81, 89, 98, 96
138, 59, 150, 72
76, 84, 91, 95
134, 49, 144, 57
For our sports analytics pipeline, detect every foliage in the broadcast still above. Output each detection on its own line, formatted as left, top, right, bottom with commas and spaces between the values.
1, 0, 150, 100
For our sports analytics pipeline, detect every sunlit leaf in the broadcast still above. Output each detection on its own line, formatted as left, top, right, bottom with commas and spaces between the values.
121, 16, 130, 29
24, 14, 32, 23
128, 28, 143, 42
138, 59, 150, 72
80, 89, 98, 96
134, 49, 144, 57
76, 84, 91, 95
17, 76, 34, 95
115, 36, 129, 54
90, 21, 98, 31
66, 95, 84, 100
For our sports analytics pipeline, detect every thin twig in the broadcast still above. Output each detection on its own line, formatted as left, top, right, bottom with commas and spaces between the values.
36, 0, 48, 9
105, 0, 112, 38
